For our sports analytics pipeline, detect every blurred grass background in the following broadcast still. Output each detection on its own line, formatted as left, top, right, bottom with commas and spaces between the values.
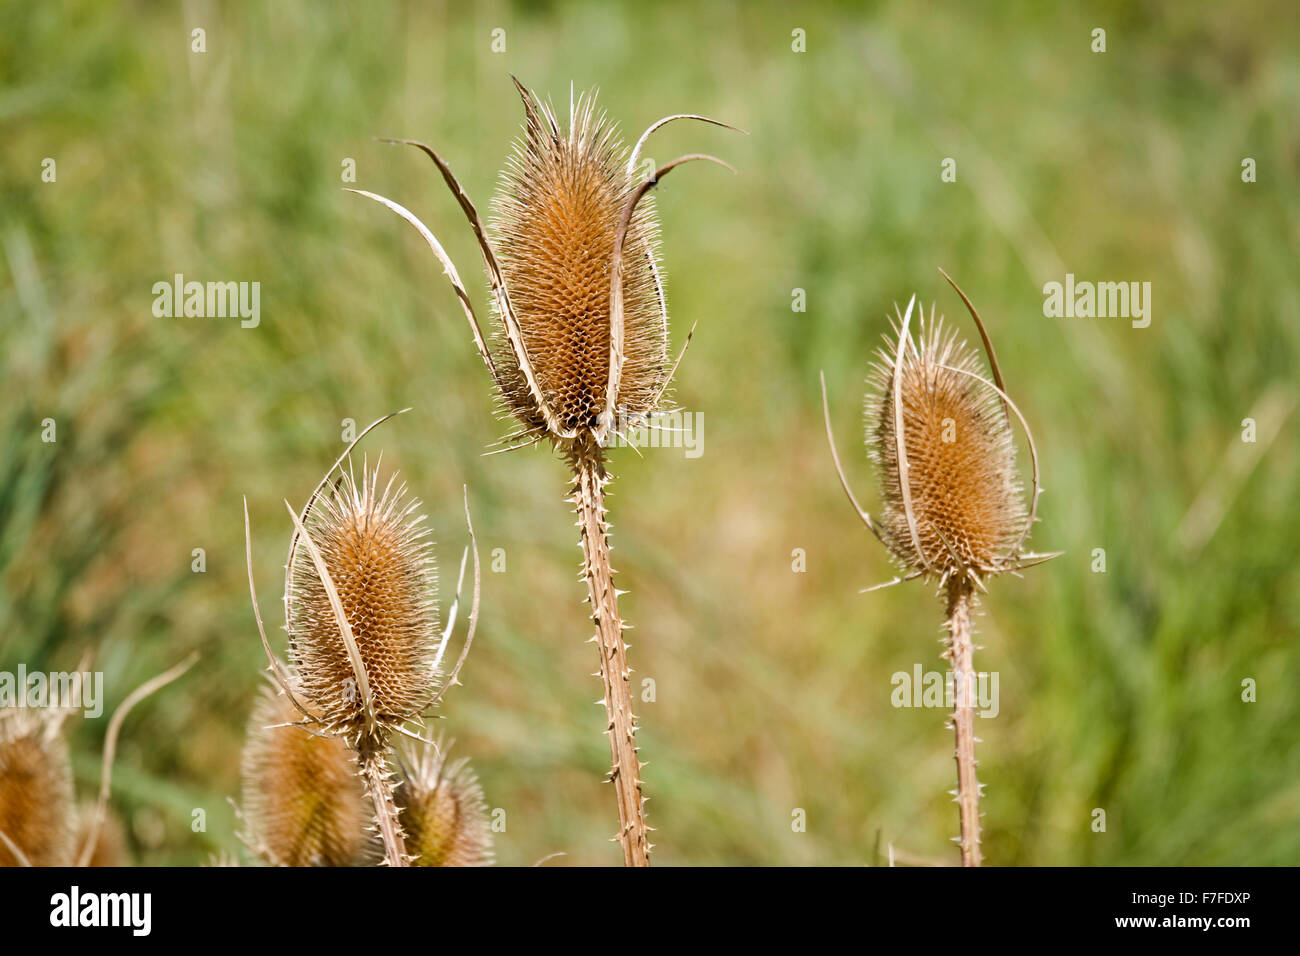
2, 0, 1298, 865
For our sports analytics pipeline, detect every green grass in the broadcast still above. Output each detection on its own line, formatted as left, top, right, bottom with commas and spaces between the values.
2, 0, 1297, 865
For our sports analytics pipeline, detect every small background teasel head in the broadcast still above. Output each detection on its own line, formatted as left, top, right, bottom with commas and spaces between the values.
394, 737, 493, 867
864, 303, 1027, 582
0, 708, 75, 866
286, 463, 440, 742
239, 683, 370, 867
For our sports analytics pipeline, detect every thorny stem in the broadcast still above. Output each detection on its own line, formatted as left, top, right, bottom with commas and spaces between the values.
944, 579, 982, 867
572, 451, 650, 867
358, 736, 408, 867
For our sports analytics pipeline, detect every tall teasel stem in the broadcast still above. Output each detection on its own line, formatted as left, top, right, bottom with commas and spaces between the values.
572, 450, 649, 866
944, 578, 981, 867
824, 274, 1060, 867
357, 735, 407, 867
350, 78, 738, 863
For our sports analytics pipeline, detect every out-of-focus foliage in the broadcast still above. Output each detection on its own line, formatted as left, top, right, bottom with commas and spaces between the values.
2, 0, 1297, 865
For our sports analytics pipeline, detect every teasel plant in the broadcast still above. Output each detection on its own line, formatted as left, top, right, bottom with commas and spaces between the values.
242, 410, 482, 867
0, 654, 195, 867
821, 270, 1060, 867
394, 735, 493, 867
348, 77, 739, 866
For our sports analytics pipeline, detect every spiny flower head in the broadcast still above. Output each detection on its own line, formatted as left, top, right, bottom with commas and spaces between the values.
865, 303, 1027, 579
0, 708, 74, 866
240, 685, 370, 867
490, 86, 667, 443
395, 738, 493, 867
287, 464, 439, 740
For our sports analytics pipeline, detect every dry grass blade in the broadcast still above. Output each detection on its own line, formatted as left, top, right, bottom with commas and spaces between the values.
77, 653, 198, 867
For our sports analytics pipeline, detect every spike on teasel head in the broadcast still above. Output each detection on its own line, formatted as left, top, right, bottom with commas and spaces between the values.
239, 684, 370, 867
395, 737, 493, 867
286, 461, 439, 741
0, 708, 74, 866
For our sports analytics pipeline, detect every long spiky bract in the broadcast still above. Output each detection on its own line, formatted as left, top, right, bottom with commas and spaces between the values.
240, 685, 370, 867
826, 276, 1055, 867
351, 77, 738, 865
395, 737, 493, 867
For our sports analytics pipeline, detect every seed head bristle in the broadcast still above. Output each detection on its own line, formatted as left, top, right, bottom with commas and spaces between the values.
490, 86, 667, 441
240, 685, 370, 867
287, 463, 439, 739
865, 305, 1026, 577
395, 738, 493, 867
0, 708, 74, 866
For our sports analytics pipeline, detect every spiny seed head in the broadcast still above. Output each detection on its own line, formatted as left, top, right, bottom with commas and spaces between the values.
0, 708, 74, 866
491, 85, 667, 443
287, 464, 439, 739
866, 305, 1026, 578
240, 685, 370, 867
395, 739, 493, 867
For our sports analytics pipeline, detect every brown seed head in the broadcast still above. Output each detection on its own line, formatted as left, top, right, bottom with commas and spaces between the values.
240, 685, 369, 867
287, 465, 439, 739
395, 739, 493, 867
0, 708, 74, 866
866, 305, 1026, 577
490, 87, 667, 442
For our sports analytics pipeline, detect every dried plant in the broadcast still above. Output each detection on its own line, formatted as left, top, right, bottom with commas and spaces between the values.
243, 413, 481, 867
239, 684, 370, 867
351, 76, 738, 866
395, 737, 493, 867
0, 709, 74, 866
822, 270, 1058, 866
0, 655, 194, 868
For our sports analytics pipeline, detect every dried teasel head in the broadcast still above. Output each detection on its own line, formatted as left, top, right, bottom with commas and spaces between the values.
489, 87, 669, 443
865, 303, 1027, 579
286, 463, 439, 741
395, 738, 493, 867
239, 685, 370, 867
347, 77, 738, 455
823, 274, 1056, 593
0, 708, 75, 866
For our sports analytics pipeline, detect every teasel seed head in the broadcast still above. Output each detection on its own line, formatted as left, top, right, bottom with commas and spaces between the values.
0, 708, 75, 866
395, 738, 493, 867
865, 303, 1027, 579
240, 684, 370, 867
490, 86, 668, 444
286, 464, 439, 741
